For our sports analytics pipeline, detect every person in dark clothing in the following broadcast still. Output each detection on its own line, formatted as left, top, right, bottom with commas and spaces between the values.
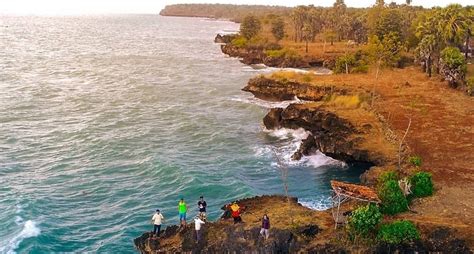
197, 196, 207, 221
259, 214, 270, 240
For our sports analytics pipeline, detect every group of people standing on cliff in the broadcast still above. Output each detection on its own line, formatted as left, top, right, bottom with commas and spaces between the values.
150, 196, 271, 242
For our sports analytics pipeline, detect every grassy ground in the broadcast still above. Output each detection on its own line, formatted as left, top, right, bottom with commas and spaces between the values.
265, 65, 474, 247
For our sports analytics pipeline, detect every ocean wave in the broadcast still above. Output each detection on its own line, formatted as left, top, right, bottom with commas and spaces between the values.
0, 220, 41, 254
298, 197, 333, 211
258, 127, 346, 169
230, 94, 303, 109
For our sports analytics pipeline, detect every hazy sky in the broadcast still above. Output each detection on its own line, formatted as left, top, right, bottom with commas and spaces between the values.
0, 0, 471, 15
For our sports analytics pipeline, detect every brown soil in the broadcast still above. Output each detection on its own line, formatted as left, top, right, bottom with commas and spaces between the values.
267, 66, 474, 247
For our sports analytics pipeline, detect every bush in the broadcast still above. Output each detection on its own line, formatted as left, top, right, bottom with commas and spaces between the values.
440, 47, 467, 87
231, 37, 248, 48
378, 180, 408, 215
265, 48, 298, 58
377, 220, 420, 244
352, 64, 369, 73
378, 171, 399, 186
409, 171, 433, 197
348, 203, 382, 238
334, 52, 369, 74
408, 155, 422, 167
334, 54, 356, 74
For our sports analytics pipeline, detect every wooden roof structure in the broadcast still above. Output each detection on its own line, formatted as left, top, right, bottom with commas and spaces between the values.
330, 180, 381, 203
330, 180, 380, 229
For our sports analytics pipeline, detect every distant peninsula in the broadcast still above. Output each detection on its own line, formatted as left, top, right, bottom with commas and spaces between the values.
159, 4, 291, 22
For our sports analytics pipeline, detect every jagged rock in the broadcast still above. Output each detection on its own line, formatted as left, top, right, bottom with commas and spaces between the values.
214, 34, 237, 44
243, 76, 348, 102
263, 108, 283, 129
296, 224, 321, 237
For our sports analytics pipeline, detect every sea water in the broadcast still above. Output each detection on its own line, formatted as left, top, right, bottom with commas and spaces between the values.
0, 15, 365, 253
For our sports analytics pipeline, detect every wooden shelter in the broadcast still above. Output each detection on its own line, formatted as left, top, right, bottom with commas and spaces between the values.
330, 180, 381, 229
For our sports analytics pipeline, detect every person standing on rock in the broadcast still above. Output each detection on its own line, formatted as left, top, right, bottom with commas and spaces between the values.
230, 202, 242, 224
259, 214, 270, 240
194, 215, 205, 243
197, 196, 207, 221
178, 198, 188, 228
151, 209, 164, 237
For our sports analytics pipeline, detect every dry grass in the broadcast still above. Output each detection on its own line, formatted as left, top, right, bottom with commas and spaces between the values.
324, 94, 362, 109
265, 66, 474, 247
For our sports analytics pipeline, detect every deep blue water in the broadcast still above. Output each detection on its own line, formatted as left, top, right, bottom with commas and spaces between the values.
0, 15, 365, 253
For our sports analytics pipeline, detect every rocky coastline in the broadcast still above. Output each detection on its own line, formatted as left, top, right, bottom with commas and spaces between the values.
217, 34, 336, 69
133, 34, 473, 253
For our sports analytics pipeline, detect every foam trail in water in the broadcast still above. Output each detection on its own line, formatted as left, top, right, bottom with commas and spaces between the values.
1, 205, 40, 254
230, 94, 303, 109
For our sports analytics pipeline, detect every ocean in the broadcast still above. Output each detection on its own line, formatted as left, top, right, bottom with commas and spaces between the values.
0, 15, 365, 253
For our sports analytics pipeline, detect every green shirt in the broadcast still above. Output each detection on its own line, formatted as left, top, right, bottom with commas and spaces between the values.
178, 201, 187, 213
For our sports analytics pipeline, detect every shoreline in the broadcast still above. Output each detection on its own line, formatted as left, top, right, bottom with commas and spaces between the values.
133, 30, 474, 253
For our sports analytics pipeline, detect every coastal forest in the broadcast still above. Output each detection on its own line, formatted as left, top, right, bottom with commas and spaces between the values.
153, 2, 474, 253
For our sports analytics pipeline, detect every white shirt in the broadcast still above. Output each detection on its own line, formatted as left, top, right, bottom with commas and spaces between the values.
152, 213, 164, 225
194, 218, 205, 230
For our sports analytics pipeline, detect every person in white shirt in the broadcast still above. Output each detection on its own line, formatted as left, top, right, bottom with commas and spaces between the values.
194, 216, 205, 243
151, 209, 164, 237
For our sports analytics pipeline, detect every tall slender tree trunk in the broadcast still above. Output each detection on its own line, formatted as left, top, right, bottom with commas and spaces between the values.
466, 32, 470, 59
427, 55, 432, 77
305, 40, 308, 53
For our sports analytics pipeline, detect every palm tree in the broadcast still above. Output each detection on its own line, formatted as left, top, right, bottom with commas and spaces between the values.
440, 4, 470, 47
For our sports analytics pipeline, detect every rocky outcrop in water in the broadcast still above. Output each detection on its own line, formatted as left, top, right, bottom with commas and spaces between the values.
217, 35, 336, 69
263, 104, 389, 166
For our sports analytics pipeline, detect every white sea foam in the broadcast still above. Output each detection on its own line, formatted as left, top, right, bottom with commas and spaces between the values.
230, 94, 303, 109
0, 220, 41, 254
258, 127, 346, 169
299, 197, 333, 211
301, 151, 347, 168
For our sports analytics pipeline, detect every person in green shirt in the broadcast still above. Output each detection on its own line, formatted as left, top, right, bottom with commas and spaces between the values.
178, 198, 188, 227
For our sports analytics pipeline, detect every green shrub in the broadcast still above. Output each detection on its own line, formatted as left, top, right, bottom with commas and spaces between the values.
378, 171, 399, 185
265, 49, 286, 58
378, 180, 408, 215
334, 54, 356, 74
265, 48, 298, 58
348, 203, 382, 237
377, 220, 420, 244
231, 37, 248, 48
440, 47, 467, 87
352, 64, 369, 73
409, 171, 433, 197
408, 155, 422, 167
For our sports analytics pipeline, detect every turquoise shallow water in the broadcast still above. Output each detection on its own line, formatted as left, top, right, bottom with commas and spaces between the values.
0, 15, 366, 253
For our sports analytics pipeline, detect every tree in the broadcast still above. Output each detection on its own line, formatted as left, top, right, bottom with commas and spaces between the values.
367, 33, 402, 106
406, 0, 412, 5
240, 15, 261, 40
302, 24, 312, 53
271, 17, 285, 41
367, 32, 402, 79
373, 8, 404, 40
440, 46, 467, 87
416, 35, 436, 77
376, 0, 385, 7
440, 4, 471, 47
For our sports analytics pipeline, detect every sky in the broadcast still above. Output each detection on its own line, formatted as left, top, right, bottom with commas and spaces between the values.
0, 0, 471, 15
